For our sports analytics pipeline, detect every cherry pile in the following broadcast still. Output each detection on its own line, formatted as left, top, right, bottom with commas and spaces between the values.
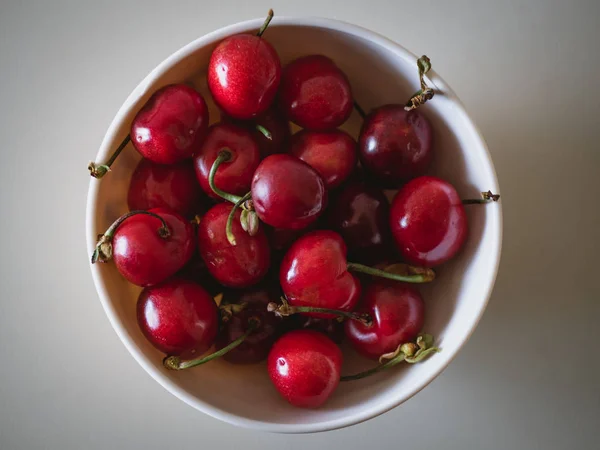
89, 10, 499, 409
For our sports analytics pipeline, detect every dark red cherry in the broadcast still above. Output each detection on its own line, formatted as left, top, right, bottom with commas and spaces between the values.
194, 123, 260, 200
197, 203, 270, 288
215, 287, 282, 364
279, 55, 353, 130
208, 12, 280, 119
268, 330, 342, 408
251, 154, 327, 230
328, 181, 392, 263
289, 129, 357, 189
137, 278, 219, 359
390, 176, 467, 267
358, 104, 433, 187
280, 230, 361, 317
345, 280, 425, 360
131, 84, 209, 164
290, 316, 345, 344
177, 255, 222, 297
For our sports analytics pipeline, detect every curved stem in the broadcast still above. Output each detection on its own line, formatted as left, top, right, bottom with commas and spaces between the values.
91, 210, 170, 264
256, 9, 274, 37
341, 356, 404, 381
163, 319, 259, 370
255, 124, 272, 140
88, 135, 131, 179
267, 298, 373, 326
462, 190, 501, 205
405, 55, 435, 111
225, 191, 252, 246
347, 262, 435, 283
353, 101, 367, 119
208, 149, 243, 204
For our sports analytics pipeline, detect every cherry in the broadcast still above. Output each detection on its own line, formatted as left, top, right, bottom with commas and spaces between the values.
345, 280, 425, 360
197, 202, 270, 288
279, 55, 353, 130
358, 104, 433, 187
177, 255, 222, 297
136, 278, 219, 359
390, 176, 467, 267
268, 330, 342, 408
127, 158, 204, 218
328, 181, 392, 263
194, 123, 260, 200
288, 129, 357, 189
215, 287, 282, 364
290, 316, 345, 344
91, 208, 194, 287
208, 10, 280, 119
251, 154, 327, 229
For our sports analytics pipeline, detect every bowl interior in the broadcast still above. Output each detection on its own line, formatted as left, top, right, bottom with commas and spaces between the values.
87, 19, 501, 433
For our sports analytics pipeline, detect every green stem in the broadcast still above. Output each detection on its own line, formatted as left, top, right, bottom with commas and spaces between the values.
208, 149, 243, 204
267, 298, 373, 326
347, 262, 435, 283
341, 357, 404, 381
255, 124, 272, 140
88, 134, 131, 179
225, 191, 252, 245
256, 9, 274, 37
462, 190, 501, 205
405, 55, 435, 111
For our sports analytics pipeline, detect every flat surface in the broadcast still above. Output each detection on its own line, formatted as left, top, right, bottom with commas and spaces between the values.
0, 0, 598, 448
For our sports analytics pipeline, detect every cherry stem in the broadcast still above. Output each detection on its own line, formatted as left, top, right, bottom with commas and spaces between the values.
256, 9, 274, 37
255, 124, 272, 140
353, 101, 367, 119
462, 190, 501, 205
347, 262, 435, 283
88, 134, 131, 179
208, 149, 243, 204
267, 297, 373, 327
225, 191, 252, 246
163, 319, 259, 370
91, 210, 170, 264
405, 55, 435, 111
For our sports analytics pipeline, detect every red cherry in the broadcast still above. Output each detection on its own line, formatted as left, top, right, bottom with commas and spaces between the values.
280, 230, 361, 317
251, 154, 327, 230
197, 203, 270, 288
137, 278, 219, 359
289, 129, 357, 189
279, 55, 353, 130
345, 280, 425, 360
390, 176, 467, 267
358, 104, 433, 187
208, 12, 280, 119
176, 255, 222, 297
131, 84, 209, 164
268, 330, 342, 408
194, 123, 260, 200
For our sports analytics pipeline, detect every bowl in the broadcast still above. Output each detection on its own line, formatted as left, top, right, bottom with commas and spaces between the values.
86, 15, 502, 433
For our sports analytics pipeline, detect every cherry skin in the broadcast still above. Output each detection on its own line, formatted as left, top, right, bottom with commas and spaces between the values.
194, 123, 261, 200
131, 84, 209, 164
390, 176, 468, 267
176, 255, 222, 297
289, 129, 357, 189
137, 278, 218, 359
279, 55, 353, 130
290, 316, 345, 344
251, 154, 327, 230
215, 287, 282, 364
280, 230, 361, 317
197, 203, 270, 288
268, 329, 342, 408
208, 34, 280, 119
328, 181, 392, 263
112, 208, 194, 287
345, 280, 425, 360
358, 104, 433, 187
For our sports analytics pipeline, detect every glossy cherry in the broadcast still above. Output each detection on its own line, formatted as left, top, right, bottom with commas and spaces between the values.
208, 10, 280, 119
390, 176, 468, 267
194, 123, 260, 200
251, 154, 327, 230
358, 104, 433, 187
289, 129, 357, 189
345, 280, 425, 360
279, 55, 353, 130
92, 208, 194, 287
197, 202, 270, 288
268, 330, 342, 408
137, 278, 219, 359
127, 158, 204, 218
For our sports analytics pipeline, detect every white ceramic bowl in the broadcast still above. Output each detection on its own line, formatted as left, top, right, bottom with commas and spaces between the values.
86, 16, 502, 433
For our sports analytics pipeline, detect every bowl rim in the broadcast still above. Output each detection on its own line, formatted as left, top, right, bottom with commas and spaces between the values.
86, 15, 503, 434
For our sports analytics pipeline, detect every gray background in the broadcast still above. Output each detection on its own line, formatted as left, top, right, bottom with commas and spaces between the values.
1, 0, 599, 448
